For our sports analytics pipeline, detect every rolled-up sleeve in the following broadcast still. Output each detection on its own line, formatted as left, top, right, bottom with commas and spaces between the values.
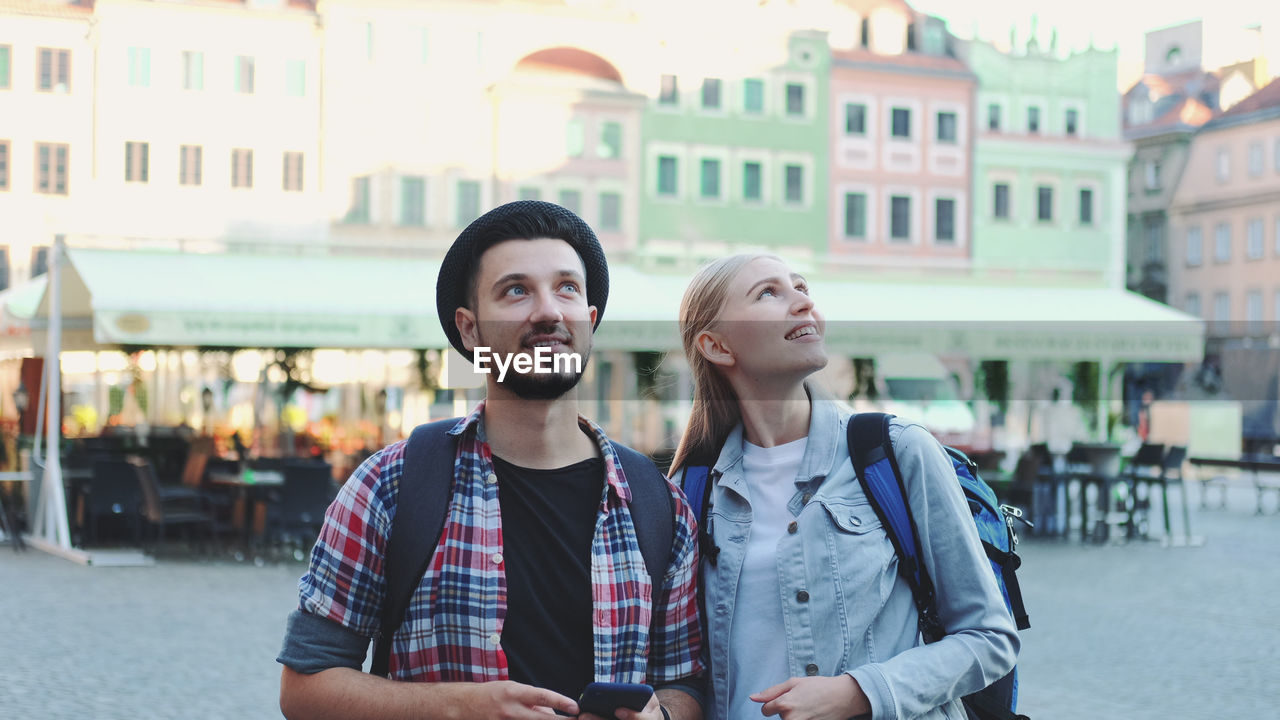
848, 422, 1019, 720
645, 478, 705, 688
277, 445, 402, 673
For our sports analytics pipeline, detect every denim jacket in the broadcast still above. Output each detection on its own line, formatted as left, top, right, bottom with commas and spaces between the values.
701, 399, 1019, 720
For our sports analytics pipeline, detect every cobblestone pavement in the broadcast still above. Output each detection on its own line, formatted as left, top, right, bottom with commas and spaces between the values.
3, 481, 1279, 719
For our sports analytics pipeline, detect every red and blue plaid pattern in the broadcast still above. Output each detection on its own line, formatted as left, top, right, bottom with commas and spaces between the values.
298, 401, 703, 685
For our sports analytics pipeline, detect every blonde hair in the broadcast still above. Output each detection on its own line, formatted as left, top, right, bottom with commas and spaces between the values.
668, 253, 780, 476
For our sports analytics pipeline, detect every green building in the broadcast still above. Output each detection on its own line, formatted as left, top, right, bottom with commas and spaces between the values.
637, 31, 829, 267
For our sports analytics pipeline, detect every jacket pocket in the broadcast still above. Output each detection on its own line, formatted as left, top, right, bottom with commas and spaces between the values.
813, 498, 897, 667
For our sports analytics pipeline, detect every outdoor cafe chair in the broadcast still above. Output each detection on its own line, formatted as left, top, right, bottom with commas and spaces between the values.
265, 461, 336, 561
83, 459, 145, 548
132, 457, 218, 555
1121, 443, 1167, 539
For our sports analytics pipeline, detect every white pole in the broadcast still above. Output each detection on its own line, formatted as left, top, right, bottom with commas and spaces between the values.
41, 236, 71, 549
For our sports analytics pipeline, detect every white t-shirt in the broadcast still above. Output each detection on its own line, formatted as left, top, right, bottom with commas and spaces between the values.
726, 436, 807, 720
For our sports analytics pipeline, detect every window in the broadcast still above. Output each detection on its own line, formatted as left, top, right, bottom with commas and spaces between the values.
1079, 188, 1093, 225
1275, 138, 1280, 174
1066, 109, 1079, 136
993, 183, 1010, 219
784, 83, 806, 117
743, 79, 764, 114
347, 176, 371, 223
1247, 218, 1264, 259
987, 103, 1000, 131
0, 247, 8, 292
935, 198, 955, 243
125, 141, 148, 183
179, 145, 202, 186
659, 75, 678, 105
31, 247, 48, 277
234, 56, 255, 94
0, 140, 8, 190
1246, 290, 1263, 333
1212, 292, 1230, 330
890, 195, 911, 241
784, 164, 803, 204
936, 112, 957, 143
657, 156, 677, 196
1144, 160, 1161, 191
565, 119, 584, 158
399, 176, 425, 225
891, 108, 911, 138
599, 192, 621, 231
598, 122, 622, 160
701, 78, 721, 110
456, 181, 479, 224
35, 143, 68, 194
845, 103, 866, 135
128, 48, 150, 87
700, 159, 721, 199
1037, 186, 1053, 222
364, 22, 375, 61
1216, 149, 1230, 182
1185, 226, 1203, 266
1144, 217, 1163, 263
844, 193, 867, 239
37, 48, 70, 92
518, 187, 540, 201
283, 152, 304, 192
743, 161, 762, 202
1276, 216, 1280, 256
558, 189, 581, 215
1214, 222, 1231, 262
230, 149, 253, 188
182, 51, 203, 91
1027, 107, 1040, 133
1249, 142, 1264, 177
1185, 292, 1200, 318
286, 60, 306, 97
0, 45, 10, 89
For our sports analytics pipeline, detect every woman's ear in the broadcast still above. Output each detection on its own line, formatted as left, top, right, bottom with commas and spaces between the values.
695, 329, 735, 368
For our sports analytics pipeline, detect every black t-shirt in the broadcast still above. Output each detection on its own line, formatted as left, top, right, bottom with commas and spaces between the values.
493, 454, 604, 700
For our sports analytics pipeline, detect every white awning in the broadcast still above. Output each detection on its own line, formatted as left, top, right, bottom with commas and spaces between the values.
5, 248, 1204, 361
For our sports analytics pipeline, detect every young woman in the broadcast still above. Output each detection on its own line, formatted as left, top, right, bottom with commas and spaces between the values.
670, 254, 1019, 720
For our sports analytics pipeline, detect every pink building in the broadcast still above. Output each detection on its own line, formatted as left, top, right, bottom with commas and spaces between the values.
827, 0, 974, 268
1169, 79, 1280, 339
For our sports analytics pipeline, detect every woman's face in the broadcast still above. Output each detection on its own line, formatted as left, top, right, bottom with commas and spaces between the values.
704, 257, 828, 383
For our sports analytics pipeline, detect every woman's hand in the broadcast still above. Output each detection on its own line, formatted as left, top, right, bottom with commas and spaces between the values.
750, 675, 871, 720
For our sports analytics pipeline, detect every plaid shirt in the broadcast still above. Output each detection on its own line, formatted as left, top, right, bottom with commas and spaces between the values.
298, 401, 703, 685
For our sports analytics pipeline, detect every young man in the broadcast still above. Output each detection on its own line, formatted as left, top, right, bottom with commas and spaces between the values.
277, 201, 704, 720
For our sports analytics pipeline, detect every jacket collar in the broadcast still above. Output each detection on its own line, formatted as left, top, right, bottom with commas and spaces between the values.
711, 385, 842, 487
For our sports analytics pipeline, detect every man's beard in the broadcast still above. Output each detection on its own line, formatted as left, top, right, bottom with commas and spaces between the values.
477, 323, 591, 400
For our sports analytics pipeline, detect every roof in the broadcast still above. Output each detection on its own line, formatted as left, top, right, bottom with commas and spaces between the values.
1143, 96, 1215, 132
1214, 77, 1280, 121
0, 0, 92, 19
831, 47, 972, 77
835, 0, 916, 15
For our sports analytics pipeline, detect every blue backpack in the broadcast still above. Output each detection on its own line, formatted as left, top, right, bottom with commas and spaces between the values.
681, 412, 1030, 720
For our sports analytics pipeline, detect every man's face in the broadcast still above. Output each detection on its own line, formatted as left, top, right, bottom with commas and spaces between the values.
455, 238, 597, 400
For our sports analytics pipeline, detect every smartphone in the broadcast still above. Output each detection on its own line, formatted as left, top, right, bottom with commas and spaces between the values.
577, 682, 654, 719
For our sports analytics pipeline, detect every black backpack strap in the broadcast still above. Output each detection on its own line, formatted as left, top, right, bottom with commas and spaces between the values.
370, 418, 460, 678
614, 444, 675, 592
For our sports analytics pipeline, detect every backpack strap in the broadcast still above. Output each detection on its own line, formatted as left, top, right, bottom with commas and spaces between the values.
370, 418, 460, 678
613, 444, 675, 592
847, 412, 944, 642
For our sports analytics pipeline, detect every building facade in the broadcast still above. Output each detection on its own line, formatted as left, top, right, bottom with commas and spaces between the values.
966, 36, 1129, 287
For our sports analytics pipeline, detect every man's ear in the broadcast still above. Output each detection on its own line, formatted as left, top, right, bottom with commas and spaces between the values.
588, 305, 598, 327
695, 329, 735, 368
455, 307, 479, 352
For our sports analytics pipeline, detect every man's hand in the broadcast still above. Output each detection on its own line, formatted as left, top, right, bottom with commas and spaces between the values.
593, 690, 664, 720
750, 675, 870, 720
467, 680, 579, 719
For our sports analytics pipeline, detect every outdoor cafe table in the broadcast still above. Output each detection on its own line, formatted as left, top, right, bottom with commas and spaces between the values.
207, 468, 284, 557
1065, 444, 1124, 543
1188, 455, 1280, 515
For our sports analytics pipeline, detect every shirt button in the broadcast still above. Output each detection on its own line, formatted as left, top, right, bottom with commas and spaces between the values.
801, 492, 812, 505
492, 553, 503, 565
787, 521, 798, 534
489, 633, 501, 646
805, 663, 819, 676
849, 515, 862, 527
796, 590, 810, 603
485, 473, 498, 485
